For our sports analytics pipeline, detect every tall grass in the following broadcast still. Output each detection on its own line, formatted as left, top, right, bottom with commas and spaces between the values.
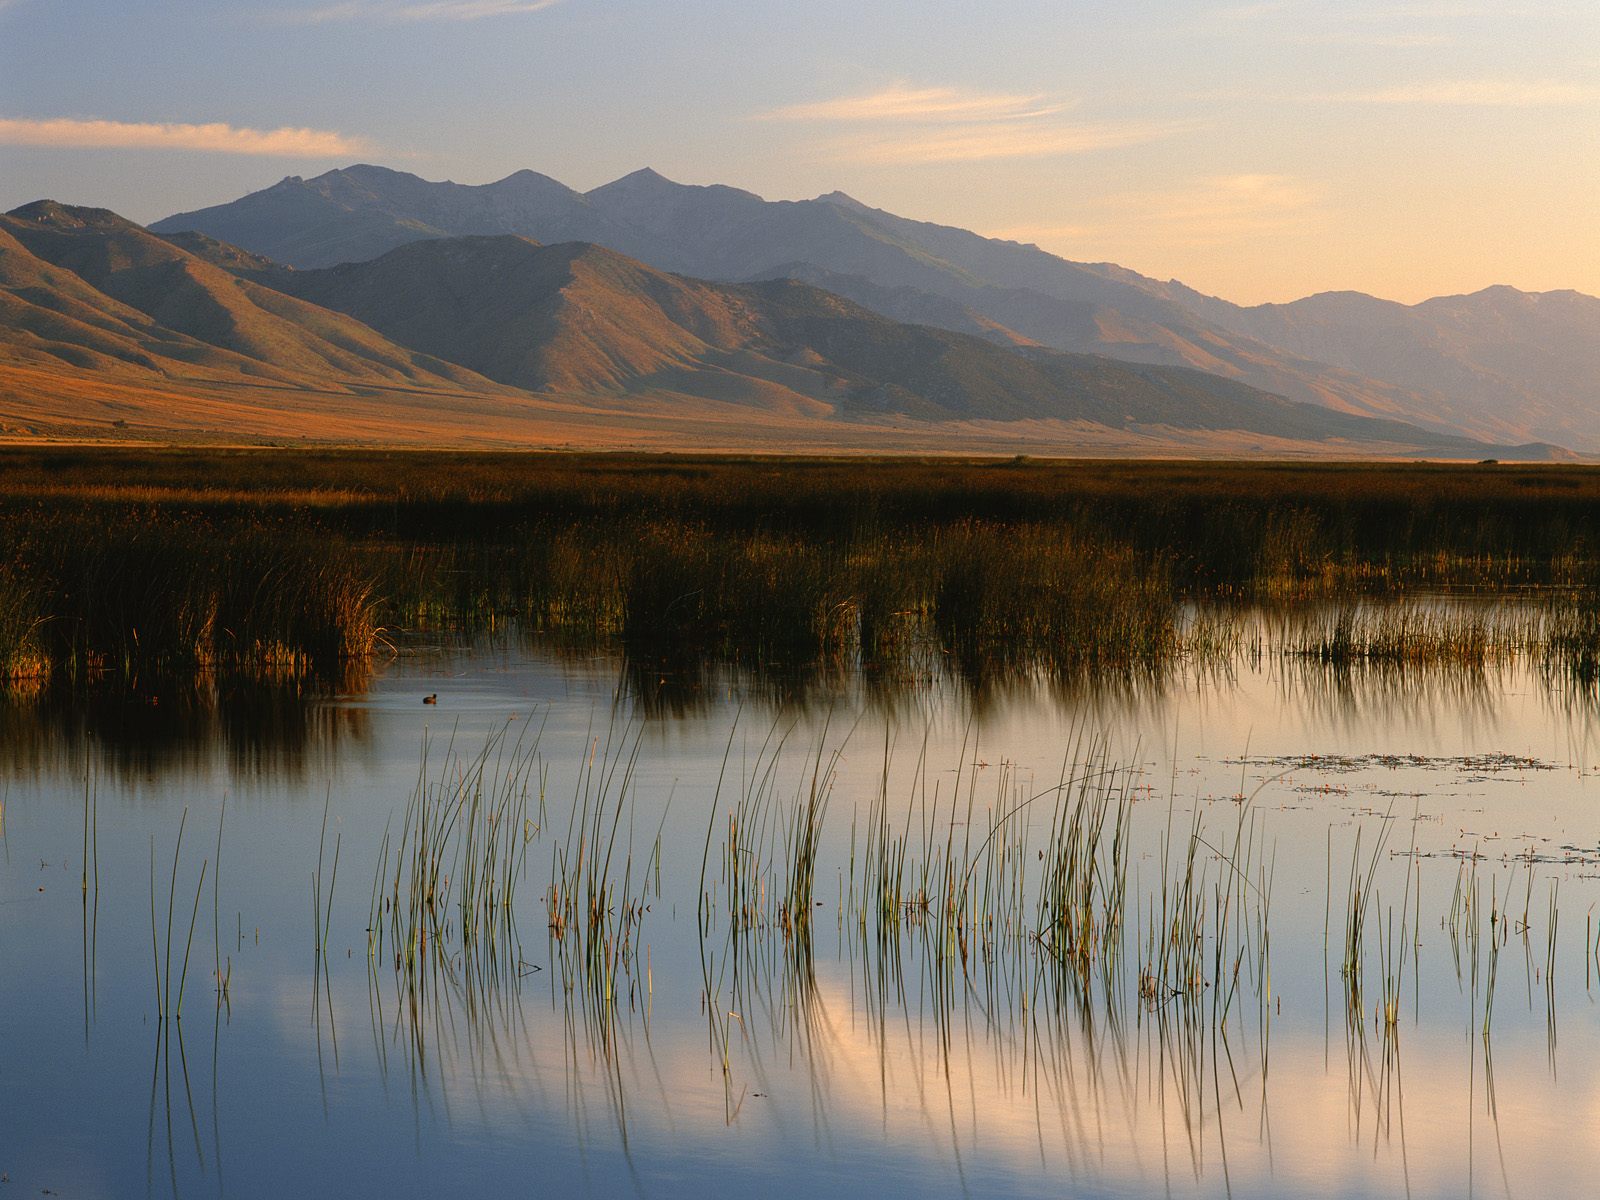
370, 719, 542, 987
0, 508, 379, 681
10, 450, 1600, 686
0, 569, 47, 680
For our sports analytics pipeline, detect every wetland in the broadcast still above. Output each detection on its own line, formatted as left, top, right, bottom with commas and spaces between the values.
5, 451, 1600, 1198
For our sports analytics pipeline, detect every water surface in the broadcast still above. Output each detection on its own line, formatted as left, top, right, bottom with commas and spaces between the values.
4, 634, 1598, 1198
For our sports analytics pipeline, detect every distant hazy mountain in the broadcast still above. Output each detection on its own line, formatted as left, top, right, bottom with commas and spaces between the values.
1119, 279, 1600, 450
154, 164, 1599, 447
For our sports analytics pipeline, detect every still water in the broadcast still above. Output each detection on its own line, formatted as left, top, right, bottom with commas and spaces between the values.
3, 634, 1597, 1198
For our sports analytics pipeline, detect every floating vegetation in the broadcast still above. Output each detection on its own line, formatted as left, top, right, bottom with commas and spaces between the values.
1230, 750, 1558, 775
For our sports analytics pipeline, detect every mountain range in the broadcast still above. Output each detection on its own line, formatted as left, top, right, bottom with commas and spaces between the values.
3, 199, 1500, 455
0, 168, 1583, 459
152, 164, 1600, 450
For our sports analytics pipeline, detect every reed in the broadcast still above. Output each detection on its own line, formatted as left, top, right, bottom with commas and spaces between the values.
147, 809, 211, 1023
0, 507, 380, 682
13, 450, 1600, 687
0, 570, 47, 681
371, 719, 542, 988
545, 716, 655, 1013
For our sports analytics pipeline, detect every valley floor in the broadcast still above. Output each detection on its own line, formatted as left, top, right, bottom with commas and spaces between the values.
0, 362, 1539, 459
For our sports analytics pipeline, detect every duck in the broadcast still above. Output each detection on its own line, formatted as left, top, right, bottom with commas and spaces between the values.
423, 693, 438, 705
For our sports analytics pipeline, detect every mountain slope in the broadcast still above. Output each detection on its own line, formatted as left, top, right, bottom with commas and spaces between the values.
257, 232, 1525, 451
0, 198, 1563, 458
0, 201, 500, 393
1126, 280, 1600, 448
153, 165, 1533, 442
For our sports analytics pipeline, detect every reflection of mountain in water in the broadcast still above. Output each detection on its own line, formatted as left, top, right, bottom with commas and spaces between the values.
0, 670, 373, 782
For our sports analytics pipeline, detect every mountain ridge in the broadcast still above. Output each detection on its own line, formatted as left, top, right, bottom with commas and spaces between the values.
3, 199, 1565, 459
0, 199, 499, 393
151, 165, 1599, 448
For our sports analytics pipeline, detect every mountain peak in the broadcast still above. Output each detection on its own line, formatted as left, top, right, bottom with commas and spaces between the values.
815, 190, 870, 212
330, 163, 416, 182
586, 168, 763, 206
602, 167, 674, 190
498, 168, 568, 184
5, 200, 135, 232
487, 168, 584, 198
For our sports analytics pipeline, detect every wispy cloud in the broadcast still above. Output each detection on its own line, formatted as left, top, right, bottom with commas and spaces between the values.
1211, 1, 1298, 19
760, 81, 1185, 165
1330, 79, 1600, 106
826, 120, 1189, 165
268, 0, 560, 24
0, 116, 373, 156
1118, 174, 1323, 242
995, 174, 1323, 250
1279, 30, 1451, 46
1211, 1, 1534, 20
762, 85, 1067, 124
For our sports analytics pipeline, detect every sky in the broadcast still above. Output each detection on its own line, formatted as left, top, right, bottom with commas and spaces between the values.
0, 0, 1595, 305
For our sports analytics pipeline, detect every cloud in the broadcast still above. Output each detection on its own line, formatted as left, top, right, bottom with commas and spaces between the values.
762, 85, 1068, 124
1125, 173, 1322, 235
0, 116, 373, 156
268, 0, 560, 23
1211, 1, 1298, 18
1330, 79, 1600, 106
825, 120, 1189, 165
1278, 30, 1451, 46
996, 174, 1322, 250
760, 81, 1186, 165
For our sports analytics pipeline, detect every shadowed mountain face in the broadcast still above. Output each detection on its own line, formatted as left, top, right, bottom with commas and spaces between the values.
151, 164, 1600, 447
260, 232, 1515, 447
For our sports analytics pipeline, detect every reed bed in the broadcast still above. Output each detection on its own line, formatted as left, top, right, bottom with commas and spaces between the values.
9, 449, 1600, 687
0, 507, 379, 682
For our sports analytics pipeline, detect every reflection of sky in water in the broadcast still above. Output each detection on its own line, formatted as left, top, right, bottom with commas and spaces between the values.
3, 638, 1599, 1198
